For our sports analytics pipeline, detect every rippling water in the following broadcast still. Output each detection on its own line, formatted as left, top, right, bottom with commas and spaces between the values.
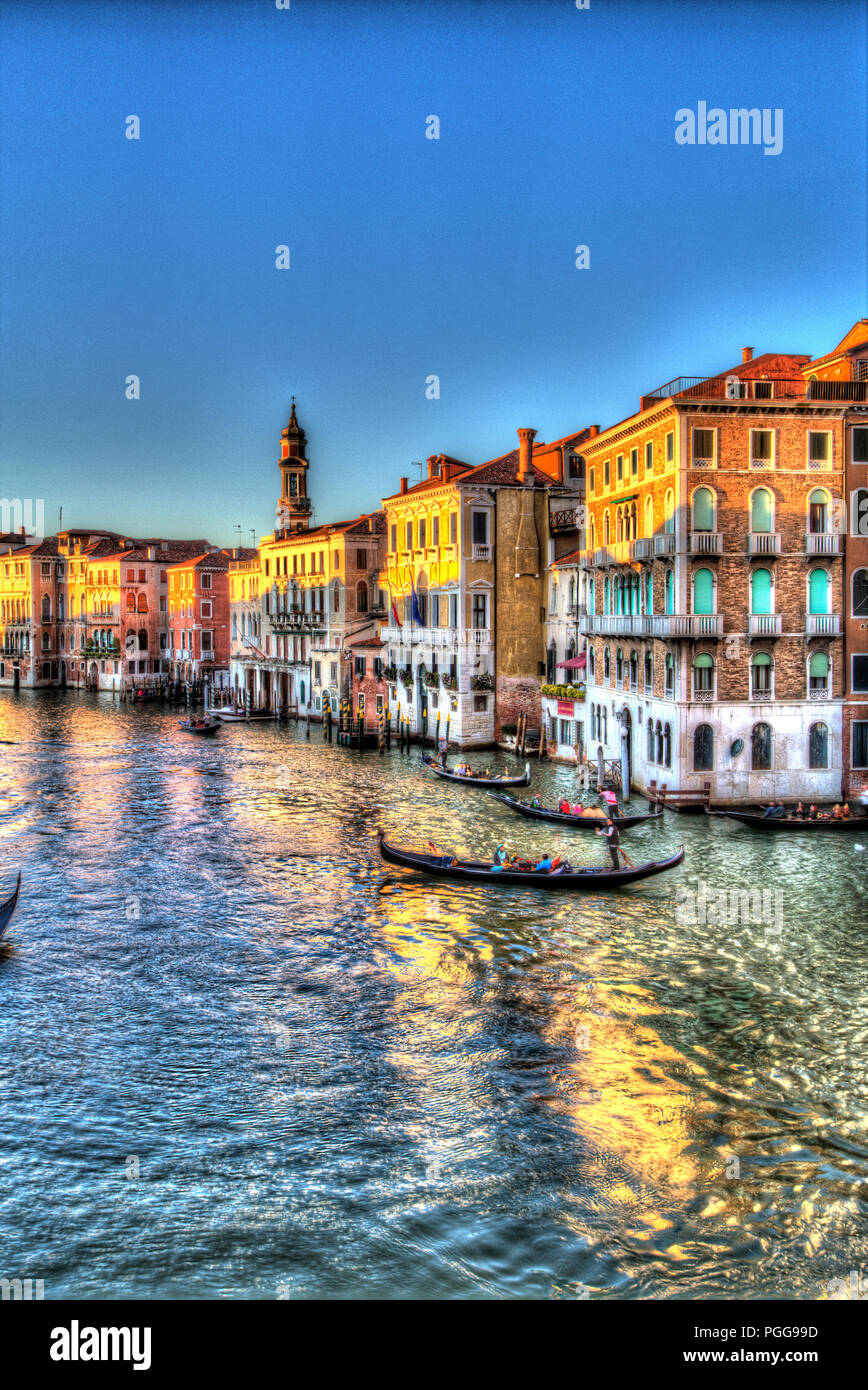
0, 689, 867, 1299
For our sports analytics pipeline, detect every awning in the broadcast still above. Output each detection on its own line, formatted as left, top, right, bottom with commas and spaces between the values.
556, 655, 587, 670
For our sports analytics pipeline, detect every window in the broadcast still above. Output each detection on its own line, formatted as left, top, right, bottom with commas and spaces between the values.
449, 593, 458, 628
333, 583, 340, 613
647, 718, 654, 760
418, 520, 426, 550
853, 568, 868, 617
664, 489, 675, 534
405, 522, 413, 551
808, 569, 829, 615
201, 631, 212, 654
355, 656, 366, 678
694, 653, 714, 695
808, 488, 829, 533
589, 467, 596, 494
664, 569, 674, 615
138, 628, 148, 651
750, 568, 772, 615
693, 724, 713, 771
603, 647, 610, 679
663, 723, 671, 766
853, 721, 868, 769
853, 427, 868, 464
201, 600, 212, 618
851, 488, 868, 537
645, 441, 653, 473
617, 454, 623, 483
693, 568, 714, 615
666, 432, 674, 463
631, 447, 638, 477
752, 722, 772, 770
474, 696, 488, 713
750, 430, 774, 467
472, 593, 487, 628
615, 647, 623, 683
644, 650, 653, 689
853, 654, 868, 693
809, 647, 830, 694
665, 652, 674, 696
750, 487, 773, 532
449, 512, 457, 544
692, 487, 714, 532
808, 432, 830, 469
604, 459, 610, 487
432, 515, 440, 547
356, 582, 368, 613
751, 652, 772, 697
693, 428, 714, 464
472, 511, 488, 545
201, 573, 211, 589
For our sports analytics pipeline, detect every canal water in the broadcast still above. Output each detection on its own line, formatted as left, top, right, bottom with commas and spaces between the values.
0, 689, 866, 1300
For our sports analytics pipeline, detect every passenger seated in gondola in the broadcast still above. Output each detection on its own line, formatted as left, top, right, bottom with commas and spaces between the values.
793, 801, 805, 819
491, 843, 509, 871
558, 796, 571, 814
807, 803, 819, 820
832, 804, 842, 819
762, 803, 777, 818
532, 854, 561, 873
842, 803, 852, 818
571, 802, 585, 815
530, 794, 543, 809
772, 802, 787, 818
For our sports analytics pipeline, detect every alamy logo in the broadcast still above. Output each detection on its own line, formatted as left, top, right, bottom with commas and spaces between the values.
0, 497, 44, 541
675, 102, 783, 156
50, 1321, 152, 1371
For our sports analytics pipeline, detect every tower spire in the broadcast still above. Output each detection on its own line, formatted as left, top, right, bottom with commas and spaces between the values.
277, 400, 311, 532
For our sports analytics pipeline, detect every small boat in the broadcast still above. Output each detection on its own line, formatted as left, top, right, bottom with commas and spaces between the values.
378, 832, 684, 889
420, 753, 531, 788
177, 718, 220, 736
489, 795, 663, 830
0, 873, 21, 940
213, 709, 274, 723
707, 808, 868, 832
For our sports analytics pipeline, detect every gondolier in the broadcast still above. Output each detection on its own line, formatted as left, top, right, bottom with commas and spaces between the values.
597, 817, 621, 870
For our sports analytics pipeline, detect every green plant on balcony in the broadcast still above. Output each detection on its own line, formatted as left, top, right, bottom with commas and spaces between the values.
471, 672, 493, 691
399, 667, 414, 688
384, 663, 397, 682
540, 682, 585, 700
424, 672, 440, 689
440, 673, 458, 690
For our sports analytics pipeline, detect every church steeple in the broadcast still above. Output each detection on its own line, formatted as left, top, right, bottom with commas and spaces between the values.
277, 397, 311, 531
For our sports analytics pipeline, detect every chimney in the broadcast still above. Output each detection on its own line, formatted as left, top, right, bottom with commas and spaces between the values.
399, 477, 408, 494
147, 546, 156, 561
517, 428, 537, 482
742, 346, 754, 363
427, 456, 440, 480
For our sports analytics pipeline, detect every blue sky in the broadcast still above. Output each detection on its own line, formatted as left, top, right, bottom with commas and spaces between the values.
1, 0, 865, 545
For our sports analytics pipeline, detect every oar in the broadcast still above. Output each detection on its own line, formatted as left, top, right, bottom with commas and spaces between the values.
618, 846, 636, 868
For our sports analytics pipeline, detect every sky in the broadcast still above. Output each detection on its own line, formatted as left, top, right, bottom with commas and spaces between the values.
0, 0, 865, 546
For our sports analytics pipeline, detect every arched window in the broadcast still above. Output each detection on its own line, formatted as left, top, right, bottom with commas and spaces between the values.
604, 511, 610, 544
629, 649, 638, 688
604, 577, 610, 614
808, 568, 829, 614
751, 722, 772, 770
588, 646, 595, 680
356, 581, 368, 613
644, 495, 653, 537
665, 651, 675, 696
300, 681, 306, 706
615, 647, 624, 683
663, 723, 672, 767
603, 647, 610, 679
809, 650, 829, 693
694, 652, 714, 696
751, 652, 772, 698
750, 567, 772, 615
647, 717, 654, 760
58, 594, 65, 622
41, 595, 51, 622
854, 569, 868, 617
126, 592, 136, 612
664, 489, 675, 534
693, 724, 713, 771
137, 628, 147, 651
630, 501, 638, 539
588, 577, 595, 612
644, 571, 653, 614
665, 569, 674, 615
655, 719, 663, 763
137, 594, 148, 613
808, 488, 830, 534
602, 706, 608, 742
693, 568, 714, 615
333, 582, 340, 613
750, 487, 773, 533
644, 650, 652, 689
80, 596, 86, 619
809, 721, 829, 768
692, 487, 714, 532
616, 507, 624, 542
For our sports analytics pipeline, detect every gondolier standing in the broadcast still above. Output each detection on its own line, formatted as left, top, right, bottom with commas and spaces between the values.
597, 817, 621, 870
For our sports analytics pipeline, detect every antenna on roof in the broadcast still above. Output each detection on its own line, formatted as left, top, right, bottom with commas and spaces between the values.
411, 460, 424, 483
235, 524, 242, 547
249, 529, 256, 550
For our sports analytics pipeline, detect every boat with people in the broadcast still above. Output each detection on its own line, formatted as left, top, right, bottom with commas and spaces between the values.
708, 806, 866, 832
420, 753, 531, 788
378, 832, 684, 889
0, 873, 21, 940
177, 717, 221, 737
489, 794, 663, 830
212, 709, 274, 723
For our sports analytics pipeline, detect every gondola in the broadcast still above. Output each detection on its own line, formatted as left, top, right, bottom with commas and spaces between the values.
489, 794, 664, 830
420, 753, 531, 788
378, 832, 684, 889
0, 873, 21, 940
177, 718, 221, 736
707, 808, 867, 832
212, 710, 274, 723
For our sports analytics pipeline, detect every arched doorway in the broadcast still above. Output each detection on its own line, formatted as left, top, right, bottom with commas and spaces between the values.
620, 706, 633, 788
88, 662, 98, 687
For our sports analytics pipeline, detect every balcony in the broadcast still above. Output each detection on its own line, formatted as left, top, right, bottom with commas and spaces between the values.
381, 624, 491, 648
550, 507, 581, 533
748, 533, 781, 556
271, 611, 327, 633
690, 532, 723, 555
691, 456, 716, 469
654, 534, 676, 556
806, 613, 840, 636
632, 538, 653, 560
749, 614, 783, 636
806, 532, 840, 556
652, 614, 724, 638
471, 544, 491, 561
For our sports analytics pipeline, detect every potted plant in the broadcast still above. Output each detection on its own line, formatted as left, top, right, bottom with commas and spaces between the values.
440, 673, 458, 691
471, 672, 493, 691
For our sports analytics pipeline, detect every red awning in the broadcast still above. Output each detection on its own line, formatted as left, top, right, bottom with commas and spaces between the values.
556, 655, 587, 670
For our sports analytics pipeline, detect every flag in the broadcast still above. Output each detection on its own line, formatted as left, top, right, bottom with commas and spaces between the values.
411, 584, 423, 627
391, 596, 401, 626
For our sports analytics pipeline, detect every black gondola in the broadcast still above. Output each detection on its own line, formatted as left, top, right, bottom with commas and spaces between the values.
420, 753, 531, 788
707, 808, 867, 832
378, 832, 684, 889
177, 719, 221, 736
489, 794, 663, 830
0, 873, 21, 940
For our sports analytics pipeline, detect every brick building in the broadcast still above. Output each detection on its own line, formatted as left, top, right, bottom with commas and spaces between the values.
579, 345, 853, 803
167, 550, 233, 689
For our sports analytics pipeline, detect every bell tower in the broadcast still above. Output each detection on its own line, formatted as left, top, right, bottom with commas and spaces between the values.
277, 398, 312, 532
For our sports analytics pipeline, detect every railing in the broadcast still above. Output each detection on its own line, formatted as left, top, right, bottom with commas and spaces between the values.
691, 456, 716, 469
806, 614, 840, 636
632, 538, 653, 560
749, 614, 783, 636
271, 612, 327, 631
690, 532, 723, 554
381, 625, 491, 647
471, 544, 491, 561
654, 534, 676, 556
550, 508, 580, 532
748, 532, 781, 555
806, 533, 840, 555
808, 687, 832, 700
750, 457, 774, 470
692, 687, 716, 702
644, 375, 868, 403
652, 614, 724, 637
